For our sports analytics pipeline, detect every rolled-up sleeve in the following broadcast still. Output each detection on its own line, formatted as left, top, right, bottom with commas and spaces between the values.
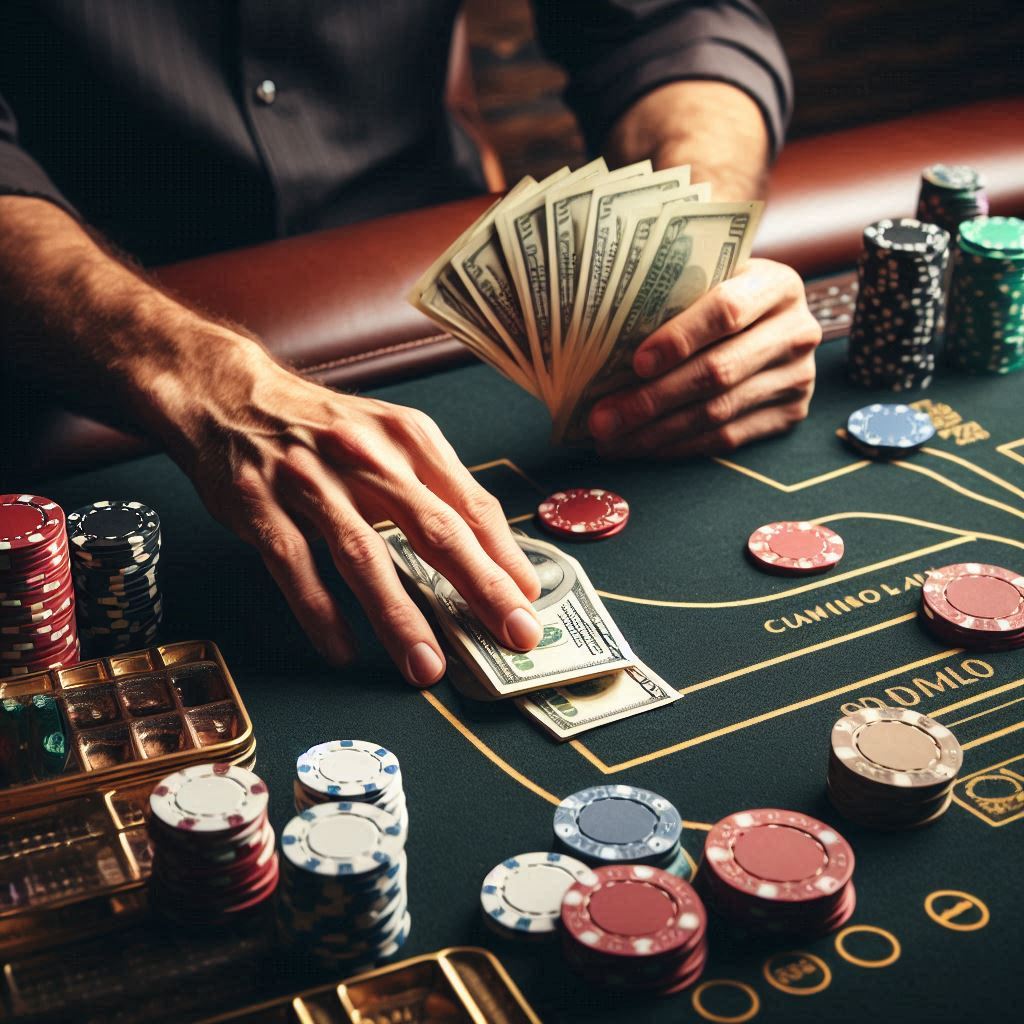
0, 92, 77, 214
531, 0, 793, 159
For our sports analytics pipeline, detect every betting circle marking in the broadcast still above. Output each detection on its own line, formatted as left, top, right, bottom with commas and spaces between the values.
761, 951, 832, 996
924, 889, 989, 932
691, 980, 761, 1024
833, 925, 901, 968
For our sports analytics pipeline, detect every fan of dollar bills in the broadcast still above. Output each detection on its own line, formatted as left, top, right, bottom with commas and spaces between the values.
409, 159, 763, 443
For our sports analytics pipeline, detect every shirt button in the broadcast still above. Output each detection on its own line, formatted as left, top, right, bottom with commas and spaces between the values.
255, 79, 277, 105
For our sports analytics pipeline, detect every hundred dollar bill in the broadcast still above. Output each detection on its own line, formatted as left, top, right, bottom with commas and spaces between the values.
419, 280, 539, 397
554, 200, 763, 443
545, 161, 651, 384
516, 660, 680, 740
576, 182, 711, 383
496, 159, 606, 402
454, 168, 570, 380
381, 526, 634, 698
562, 166, 693, 365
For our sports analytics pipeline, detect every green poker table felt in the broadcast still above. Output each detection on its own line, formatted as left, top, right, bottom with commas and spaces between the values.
15, 301, 1024, 1024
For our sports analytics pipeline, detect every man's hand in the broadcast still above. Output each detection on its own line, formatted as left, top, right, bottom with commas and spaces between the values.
587, 259, 822, 458
0, 196, 541, 687
180, 355, 543, 686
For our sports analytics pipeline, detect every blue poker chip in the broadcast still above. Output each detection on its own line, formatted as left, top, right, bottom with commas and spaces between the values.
553, 785, 682, 863
846, 403, 935, 456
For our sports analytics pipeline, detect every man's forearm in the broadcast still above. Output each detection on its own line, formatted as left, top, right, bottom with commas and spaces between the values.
0, 196, 265, 450
606, 81, 771, 200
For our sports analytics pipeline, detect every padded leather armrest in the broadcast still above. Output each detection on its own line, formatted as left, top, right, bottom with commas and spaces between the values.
9, 97, 1024, 475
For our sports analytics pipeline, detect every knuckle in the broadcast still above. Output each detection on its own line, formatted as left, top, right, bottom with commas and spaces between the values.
397, 407, 441, 445
334, 525, 381, 568
703, 391, 735, 427
700, 350, 736, 391
330, 424, 378, 466
713, 288, 745, 336
258, 527, 307, 568
374, 597, 418, 636
714, 424, 743, 453
471, 567, 515, 605
461, 489, 504, 530
415, 505, 464, 552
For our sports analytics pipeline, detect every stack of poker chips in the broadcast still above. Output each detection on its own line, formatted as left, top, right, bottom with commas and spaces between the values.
278, 801, 411, 969
560, 864, 709, 994
479, 850, 591, 942
697, 809, 856, 936
553, 785, 691, 880
66, 500, 163, 655
847, 218, 950, 392
945, 216, 1024, 375
919, 562, 1024, 652
148, 763, 278, 926
293, 739, 408, 830
915, 164, 988, 240
0, 494, 80, 678
828, 707, 963, 830
843, 402, 935, 460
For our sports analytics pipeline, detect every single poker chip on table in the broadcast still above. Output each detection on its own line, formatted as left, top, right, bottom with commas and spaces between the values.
150, 762, 269, 835
746, 521, 844, 575
846, 403, 936, 458
480, 851, 591, 937
536, 488, 629, 540
554, 785, 682, 864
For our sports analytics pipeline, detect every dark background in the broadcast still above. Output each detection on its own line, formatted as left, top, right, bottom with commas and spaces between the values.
465, 0, 1024, 180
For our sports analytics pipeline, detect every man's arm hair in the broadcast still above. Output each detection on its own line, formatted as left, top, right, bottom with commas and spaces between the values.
606, 80, 770, 200
0, 195, 265, 454
531, 0, 793, 167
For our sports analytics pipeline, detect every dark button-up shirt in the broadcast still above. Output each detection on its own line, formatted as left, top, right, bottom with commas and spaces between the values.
0, 1, 791, 266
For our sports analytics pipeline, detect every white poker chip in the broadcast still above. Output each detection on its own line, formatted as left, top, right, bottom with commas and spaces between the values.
281, 801, 405, 878
480, 851, 591, 935
296, 739, 401, 799
149, 763, 269, 834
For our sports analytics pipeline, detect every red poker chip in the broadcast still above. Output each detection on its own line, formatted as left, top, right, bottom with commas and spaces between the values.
747, 521, 845, 575
0, 494, 66, 556
702, 808, 854, 907
537, 488, 629, 540
560, 864, 705, 960
922, 563, 1024, 635
919, 602, 1024, 651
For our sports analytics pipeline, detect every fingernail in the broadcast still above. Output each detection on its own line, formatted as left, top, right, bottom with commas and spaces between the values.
635, 348, 662, 377
590, 408, 622, 439
504, 607, 542, 650
407, 642, 444, 687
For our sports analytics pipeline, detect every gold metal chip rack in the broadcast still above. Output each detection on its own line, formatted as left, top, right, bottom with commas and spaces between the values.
197, 947, 543, 1024
0, 641, 256, 954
